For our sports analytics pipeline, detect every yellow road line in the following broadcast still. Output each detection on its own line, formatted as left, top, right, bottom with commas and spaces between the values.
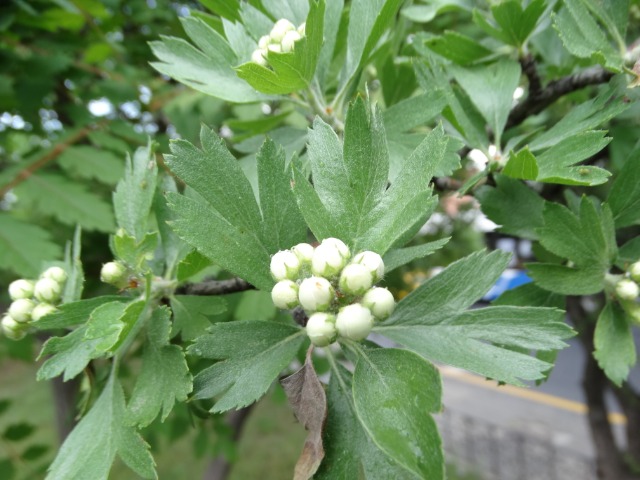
439, 366, 627, 426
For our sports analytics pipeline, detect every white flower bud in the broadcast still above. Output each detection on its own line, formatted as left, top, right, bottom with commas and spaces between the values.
630, 262, 640, 283
251, 48, 268, 66
41, 266, 68, 284
31, 303, 58, 322
270, 19, 295, 42
1, 315, 26, 341
311, 238, 350, 277
258, 35, 271, 49
352, 251, 385, 282
34, 278, 62, 303
335, 303, 374, 341
8, 299, 35, 323
292, 243, 314, 265
101, 261, 127, 286
297, 22, 306, 36
281, 30, 302, 53
270, 250, 301, 281
616, 279, 639, 301
339, 264, 373, 295
362, 287, 395, 320
298, 276, 335, 312
267, 43, 282, 54
306, 312, 337, 347
271, 280, 300, 309
8, 279, 34, 300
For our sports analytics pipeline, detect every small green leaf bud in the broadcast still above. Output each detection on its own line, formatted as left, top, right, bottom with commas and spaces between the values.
335, 303, 374, 341
8, 299, 36, 323
34, 278, 62, 303
270, 19, 295, 43
271, 280, 300, 309
362, 287, 395, 320
270, 250, 301, 281
291, 243, 314, 264
297, 22, 306, 36
1, 315, 26, 341
306, 312, 337, 347
8, 279, 34, 300
616, 279, 639, 301
352, 251, 385, 282
251, 48, 268, 66
258, 35, 271, 50
298, 276, 335, 312
630, 262, 640, 283
41, 266, 68, 284
100, 261, 127, 286
311, 238, 350, 277
31, 303, 58, 322
281, 30, 302, 53
339, 264, 373, 295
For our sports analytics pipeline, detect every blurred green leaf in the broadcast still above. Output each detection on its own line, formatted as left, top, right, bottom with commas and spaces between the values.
594, 302, 635, 386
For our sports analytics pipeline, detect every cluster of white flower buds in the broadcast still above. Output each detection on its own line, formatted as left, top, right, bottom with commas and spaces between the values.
615, 261, 640, 302
270, 238, 395, 347
100, 260, 129, 288
251, 19, 306, 67
1, 266, 68, 340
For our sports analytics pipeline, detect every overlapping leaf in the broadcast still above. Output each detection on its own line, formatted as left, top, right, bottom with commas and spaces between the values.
594, 302, 636, 386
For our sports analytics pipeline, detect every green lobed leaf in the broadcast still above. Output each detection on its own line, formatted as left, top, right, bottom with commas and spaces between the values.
383, 91, 448, 135
84, 300, 146, 353
608, 148, 640, 228
594, 302, 636, 386
0, 214, 62, 277
176, 249, 213, 282
33, 296, 130, 330
113, 142, 157, 241
489, 0, 546, 46
502, 147, 539, 181
57, 145, 124, 185
423, 31, 492, 65
188, 321, 306, 412
15, 173, 115, 232
170, 295, 227, 341
382, 238, 451, 274
352, 348, 444, 479
113, 232, 158, 272
526, 263, 606, 295
493, 282, 565, 310
46, 375, 156, 480
154, 175, 191, 276
126, 307, 193, 427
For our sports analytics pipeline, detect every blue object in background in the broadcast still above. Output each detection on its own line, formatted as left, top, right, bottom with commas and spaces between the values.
482, 269, 532, 301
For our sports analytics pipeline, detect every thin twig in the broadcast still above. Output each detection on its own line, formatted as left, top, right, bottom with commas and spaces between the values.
519, 53, 542, 96
176, 277, 255, 296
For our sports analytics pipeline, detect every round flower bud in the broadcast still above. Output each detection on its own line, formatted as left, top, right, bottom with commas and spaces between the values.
339, 264, 373, 295
352, 251, 385, 282
270, 250, 301, 281
8, 298, 36, 323
271, 280, 300, 309
8, 279, 34, 300
306, 312, 337, 347
292, 243, 314, 265
34, 278, 62, 303
31, 303, 58, 322
335, 303, 374, 341
251, 48, 268, 66
298, 276, 335, 312
101, 261, 127, 286
281, 30, 302, 53
258, 34, 271, 49
630, 262, 640, 283
270, 18, 295, 42
267, 43, 282, 54
311, 238, 350, 277
616, 279, 639, 301
1, 315, 26, 341
362, 287, 395, 320
297, 22, 306, 36
41, 266, 68, 284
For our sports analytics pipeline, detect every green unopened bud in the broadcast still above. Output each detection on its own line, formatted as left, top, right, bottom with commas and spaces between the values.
32, 303, 58, 322
281, 30, 302, 53
270, 250, 301, 281
8, 299, 35, 323
34, 278, 62, 303
616, 279, 639, 301
336, 303, 374, 341
306, 312, 337, 347
1, 315, 26, 341
339, 264, 373, 295
362, 287, 395, 320
311, 238, 350, 277
630, 262, 640, 283
8, 279, 34, 300
271, 280, 300, 309
100, 261, 127, 286
298, 276, 335, 312
41, 266, 68, 284
352, 251, 385, 283
270, 18, 295, 42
